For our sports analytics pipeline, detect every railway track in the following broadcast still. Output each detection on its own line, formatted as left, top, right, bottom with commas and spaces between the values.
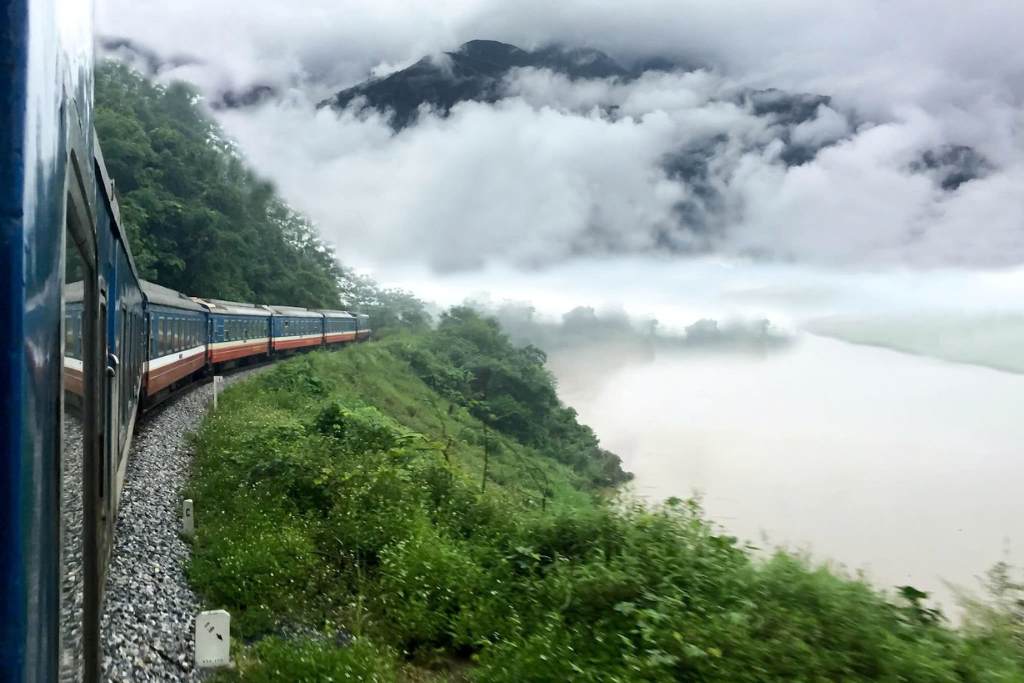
100, 366, 268, 680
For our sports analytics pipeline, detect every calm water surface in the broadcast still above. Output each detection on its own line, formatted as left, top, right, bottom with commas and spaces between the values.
550, 334, 1024, 612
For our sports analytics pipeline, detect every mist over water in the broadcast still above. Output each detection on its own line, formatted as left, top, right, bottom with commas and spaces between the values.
549, 333, 1024, 614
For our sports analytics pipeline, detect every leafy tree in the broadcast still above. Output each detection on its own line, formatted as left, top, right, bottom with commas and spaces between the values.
95, 61, 344, 308
398, 306, 630, 485
337, 265, 431, 334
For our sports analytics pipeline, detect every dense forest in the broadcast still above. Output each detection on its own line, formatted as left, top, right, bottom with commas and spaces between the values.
96, 61, 428, 326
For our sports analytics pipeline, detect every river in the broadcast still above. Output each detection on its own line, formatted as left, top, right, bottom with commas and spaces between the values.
549, 333, 1024, 615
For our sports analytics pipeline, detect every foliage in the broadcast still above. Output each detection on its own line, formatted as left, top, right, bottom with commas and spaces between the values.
188, 343, 1023, 681
960, 561, 1024, 667
221, 636, 396, 682
338, 265, 432, 336
95, 61, 344, 307
394, 307, 630, 486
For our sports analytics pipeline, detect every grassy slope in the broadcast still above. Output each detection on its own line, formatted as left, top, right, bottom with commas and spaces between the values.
186, 342, 1023, 682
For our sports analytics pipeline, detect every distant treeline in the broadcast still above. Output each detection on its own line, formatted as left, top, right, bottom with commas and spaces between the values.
479, 301, 792, 353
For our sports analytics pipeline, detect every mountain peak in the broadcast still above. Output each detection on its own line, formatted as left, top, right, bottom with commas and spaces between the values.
319, 39, 644, 128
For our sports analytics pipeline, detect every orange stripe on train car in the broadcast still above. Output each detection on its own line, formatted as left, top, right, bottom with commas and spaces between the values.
146, 355, 206, 395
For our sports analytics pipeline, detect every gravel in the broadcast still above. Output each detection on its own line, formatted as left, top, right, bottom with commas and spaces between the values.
61, 415, 86, 682
101, 369, 263, 681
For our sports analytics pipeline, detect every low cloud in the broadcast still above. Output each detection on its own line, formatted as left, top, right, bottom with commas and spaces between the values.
214, 66, 1024, 271
98, 1, 1024, 271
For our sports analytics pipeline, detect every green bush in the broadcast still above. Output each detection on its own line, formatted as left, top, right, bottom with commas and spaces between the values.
228, 637, 396, 682
187, 343, 1024, 681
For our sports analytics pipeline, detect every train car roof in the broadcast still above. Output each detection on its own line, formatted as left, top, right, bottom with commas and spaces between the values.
192, 297, 272, 317
95, 138, 141, 279
141, 280, 207, 312
266, 305, 324, 318
318, 309, 356, 319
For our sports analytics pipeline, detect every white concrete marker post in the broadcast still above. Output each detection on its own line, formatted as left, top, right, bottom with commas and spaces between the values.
195, 609, 231, 669
182, 499, 194, 537
212, 375, 223, 409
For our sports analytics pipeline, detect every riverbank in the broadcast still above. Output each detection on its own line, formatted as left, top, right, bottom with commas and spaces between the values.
549, 333, 1024, 619
184, 320, 1023, 680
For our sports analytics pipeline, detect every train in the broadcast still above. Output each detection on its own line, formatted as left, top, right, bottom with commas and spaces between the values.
68, 280, 371, 408
0, 1, 367, 680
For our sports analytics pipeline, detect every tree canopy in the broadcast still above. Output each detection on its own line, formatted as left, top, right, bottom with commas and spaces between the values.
95, 61, 344, 308
398, 306, 630, 486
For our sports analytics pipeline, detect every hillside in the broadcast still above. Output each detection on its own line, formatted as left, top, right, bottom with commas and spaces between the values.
319, 40, 651, 129
187, 315, 1023, 681
95, 61, 344, 308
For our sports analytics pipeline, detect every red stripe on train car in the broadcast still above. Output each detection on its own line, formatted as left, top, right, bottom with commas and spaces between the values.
146, 354, 206, 395
324, 332, 357, 344
63, 367, 84, 396
273, 336, 323, 351
209, 340, 271, 364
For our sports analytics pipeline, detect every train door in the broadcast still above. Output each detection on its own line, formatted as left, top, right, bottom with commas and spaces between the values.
61, 171, 102, 682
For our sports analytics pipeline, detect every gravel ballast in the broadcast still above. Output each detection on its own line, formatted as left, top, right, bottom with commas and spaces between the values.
101, 370, 261, 681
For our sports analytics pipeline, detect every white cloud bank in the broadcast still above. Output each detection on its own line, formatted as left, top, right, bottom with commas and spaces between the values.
215, 68, 1024, 271
97, 0, 1024, 271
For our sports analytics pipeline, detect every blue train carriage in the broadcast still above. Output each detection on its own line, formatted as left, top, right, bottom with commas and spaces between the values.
355, 313, 372, 341
320, 309, 358, 345
2, 0, 146, 676
141, 281, 208, 399
269, 305, 326, 352
97, 146, 147, 513
194, 297, 273, 366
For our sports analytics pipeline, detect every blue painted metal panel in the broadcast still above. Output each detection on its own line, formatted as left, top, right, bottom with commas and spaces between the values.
1, 0, 96, 676
0, 0, 33, 675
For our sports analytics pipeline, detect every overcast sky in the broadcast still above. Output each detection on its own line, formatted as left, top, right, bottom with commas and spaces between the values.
96, 0, 1024, 322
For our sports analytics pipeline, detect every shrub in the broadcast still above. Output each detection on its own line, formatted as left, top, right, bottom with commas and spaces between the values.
188, 340, 1024, 681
